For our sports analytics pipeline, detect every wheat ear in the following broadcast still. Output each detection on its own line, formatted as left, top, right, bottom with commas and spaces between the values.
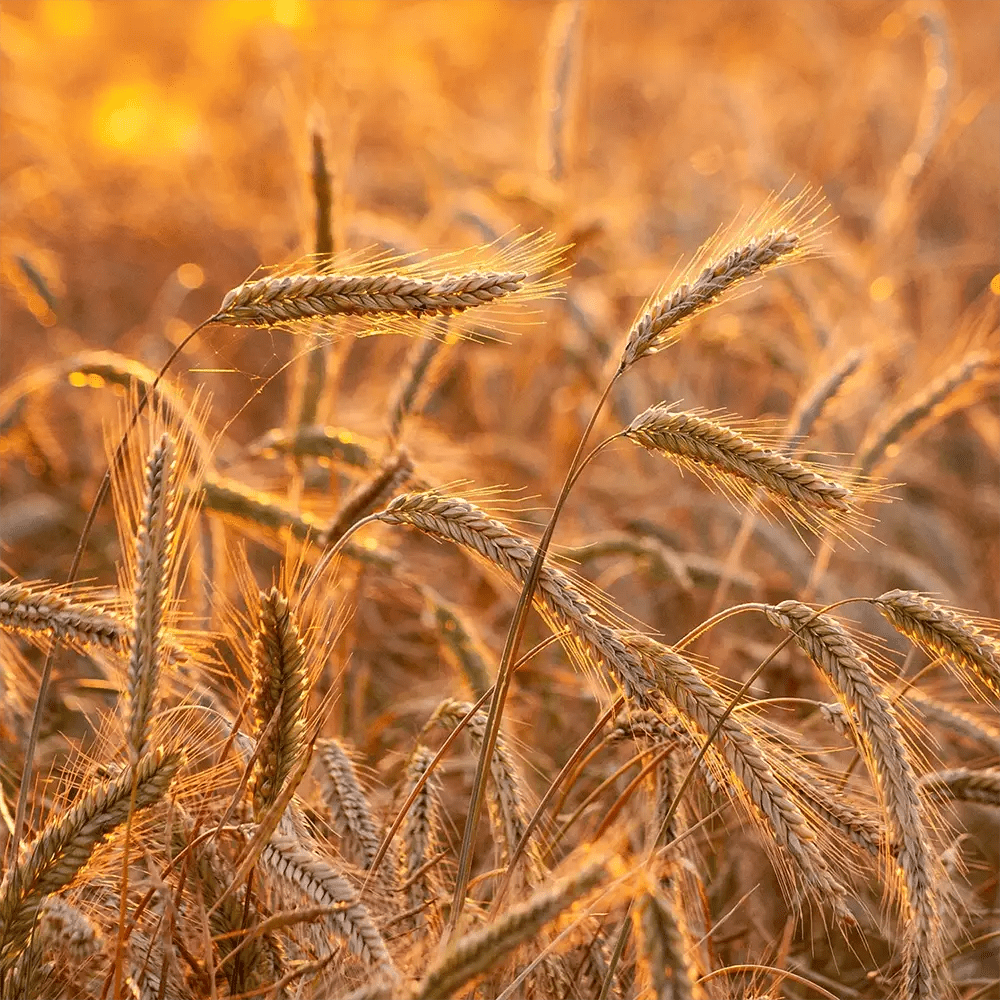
873, 589, 1000, 697
378, 492, 657, 705
322, 449, 414, 546
918, 768, 1000, 806
0, 579, 125, 651
258, 833, 397, 977
315, 739, 390, 888
422, 588, 493, 695
0, 748, 181, 974
618, 192, 821, 372
765, 601, 941, 999
198, 477, 397, 571
622, 405, 861, 533
397, 745, 443, 934
857, 350, 996, 477
248, 588, 310, 818
624, 633, 851, 914
632, 883, 700, 1000
217, 266, 528, 329
125, 434, 178, 760
412, 856, 609, 1000
247, 424, 377, 470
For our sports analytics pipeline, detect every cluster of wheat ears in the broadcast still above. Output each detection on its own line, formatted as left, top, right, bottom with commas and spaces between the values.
1, 135, 999, 1000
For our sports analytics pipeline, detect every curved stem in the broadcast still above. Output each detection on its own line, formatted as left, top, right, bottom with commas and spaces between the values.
697, 964, 842, 1000
9, 312, 220, 863
447, 370, 621, 935
491, 697, 624, 913
361, 631, 567, 893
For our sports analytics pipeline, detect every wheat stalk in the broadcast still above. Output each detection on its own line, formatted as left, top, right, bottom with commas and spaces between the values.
429, 700, 543, 877
0, 748, 181, 974
765, 600, 941, 999
874, 589, 1000, 697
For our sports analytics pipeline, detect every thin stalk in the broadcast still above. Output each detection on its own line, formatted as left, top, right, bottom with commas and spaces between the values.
9, 313, 218, 865
362, 632, 567, 891
492, 698, 624, 913
447, 372, 621, 936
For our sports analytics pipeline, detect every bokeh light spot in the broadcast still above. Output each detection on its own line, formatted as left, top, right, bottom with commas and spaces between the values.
68, 371, 88, 387
869, 276, 894, 302
990, 274, 1000, 296
177, 263, 205, 289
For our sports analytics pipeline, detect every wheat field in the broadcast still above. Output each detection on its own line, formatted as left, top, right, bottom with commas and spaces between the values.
1, 2, 998, 998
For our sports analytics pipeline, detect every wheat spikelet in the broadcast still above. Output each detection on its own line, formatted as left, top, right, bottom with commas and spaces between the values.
429, 700, 543, 878
765, 600, 942, 999
0, 748, 181, 974
623, 405, 864, 535
0, 579, 125, 652
258, 833, 397, 977
248, 588, 310, 818
632, 884, 700, 1000
315, 739, 389, 886
857, 349, 997, 477
125, 433, 178, 760
624, 633, 851, 914
397, 745, 443, 934
618, 191, 824, 372
412, 855, 609, 1000
918, 767, 1000, 806
874, 589, 1000, 697
247, 425, 377, 470
377, 492, 657, 705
